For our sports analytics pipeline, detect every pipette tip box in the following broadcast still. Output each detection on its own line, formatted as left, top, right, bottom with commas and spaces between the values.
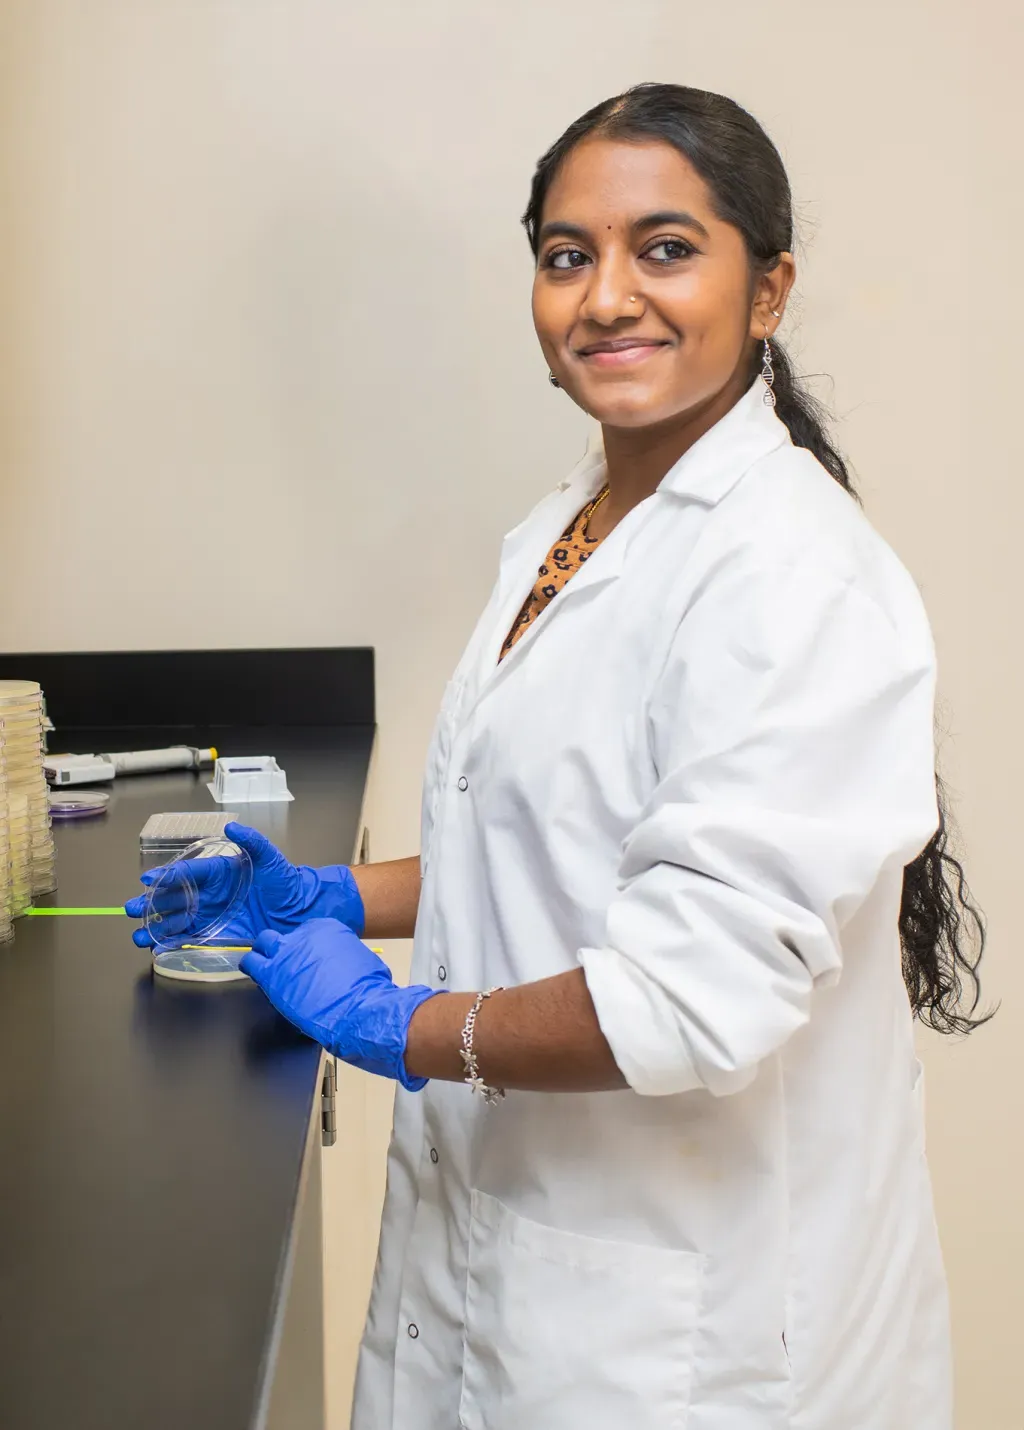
209, 757, 293, 804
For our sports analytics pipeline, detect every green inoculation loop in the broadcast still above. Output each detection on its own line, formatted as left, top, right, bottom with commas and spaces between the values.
23, 907, 128, 917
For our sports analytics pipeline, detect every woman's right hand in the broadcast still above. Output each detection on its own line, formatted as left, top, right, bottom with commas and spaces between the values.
123, 821, 366, 949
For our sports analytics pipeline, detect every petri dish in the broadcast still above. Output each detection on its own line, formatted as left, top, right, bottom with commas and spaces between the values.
49, 790, 110, 820
3, 742, 42, 761
149, 947, 249, 983
0, 680, 42, 706
143, 835, 253, 984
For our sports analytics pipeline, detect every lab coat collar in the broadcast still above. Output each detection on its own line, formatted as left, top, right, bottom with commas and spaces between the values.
497, 442, 607, 579
575, 377, 790, 510
483, 380, 788, 697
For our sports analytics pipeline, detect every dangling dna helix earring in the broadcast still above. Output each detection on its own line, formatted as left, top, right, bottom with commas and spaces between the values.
760, 323, 776, 408
548, 372, 561, 388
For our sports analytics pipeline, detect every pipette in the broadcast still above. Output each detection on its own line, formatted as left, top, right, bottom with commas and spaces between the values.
44, 747, 217, 787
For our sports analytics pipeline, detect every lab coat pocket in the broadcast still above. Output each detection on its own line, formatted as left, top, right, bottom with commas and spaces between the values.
459, 1190, 706, 1430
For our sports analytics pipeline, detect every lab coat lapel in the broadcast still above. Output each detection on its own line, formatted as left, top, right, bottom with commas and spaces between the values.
492, 440, 606, 607
464, 440, 611, 710
489, 510, 631, 682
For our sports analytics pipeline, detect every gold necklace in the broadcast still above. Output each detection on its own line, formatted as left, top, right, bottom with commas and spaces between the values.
582, 484, 610, 537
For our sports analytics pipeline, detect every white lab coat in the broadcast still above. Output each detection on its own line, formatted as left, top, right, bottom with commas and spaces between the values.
351, 377, 951, 1430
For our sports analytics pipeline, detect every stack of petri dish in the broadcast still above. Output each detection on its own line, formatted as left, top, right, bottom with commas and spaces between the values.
0, 739, 11, 944
0, 680, 57, 915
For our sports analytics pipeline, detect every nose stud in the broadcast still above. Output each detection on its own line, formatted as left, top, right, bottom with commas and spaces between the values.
629, 296, 637, 303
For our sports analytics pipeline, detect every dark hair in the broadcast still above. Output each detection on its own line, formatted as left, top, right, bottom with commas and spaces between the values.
524, 82, 989, 1035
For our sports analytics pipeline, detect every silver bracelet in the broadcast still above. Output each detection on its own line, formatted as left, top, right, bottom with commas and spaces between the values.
460, 987, 505, 1106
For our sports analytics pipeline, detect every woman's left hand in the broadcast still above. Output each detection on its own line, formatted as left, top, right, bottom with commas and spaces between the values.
241, 919, 441, 1089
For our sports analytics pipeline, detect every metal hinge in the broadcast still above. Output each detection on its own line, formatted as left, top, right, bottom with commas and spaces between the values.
321, 1058, 337, 1147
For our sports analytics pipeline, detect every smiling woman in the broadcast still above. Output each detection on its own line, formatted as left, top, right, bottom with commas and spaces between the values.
166, 81, 987, 1430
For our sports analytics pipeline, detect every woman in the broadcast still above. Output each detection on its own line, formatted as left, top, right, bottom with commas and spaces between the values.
128, 84, 986, 1429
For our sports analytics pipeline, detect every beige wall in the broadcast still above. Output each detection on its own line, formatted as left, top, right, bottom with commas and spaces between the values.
2, 2, 1020, 1425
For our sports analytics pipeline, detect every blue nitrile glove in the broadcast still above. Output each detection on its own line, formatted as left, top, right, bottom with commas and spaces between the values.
124, 821, 365, 950
240, 919, 441, 1090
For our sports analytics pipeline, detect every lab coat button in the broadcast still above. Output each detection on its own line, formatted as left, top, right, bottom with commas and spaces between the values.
430, 1147, 439, 1164
438, 965, 447, 982
457, 776, 469, 791
408, 1323, 419, 1339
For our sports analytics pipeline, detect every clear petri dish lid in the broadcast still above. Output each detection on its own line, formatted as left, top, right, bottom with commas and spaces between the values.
142, 835, 253, 954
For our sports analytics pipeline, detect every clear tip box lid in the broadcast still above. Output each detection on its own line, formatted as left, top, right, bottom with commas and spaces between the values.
139, 811, 240, 853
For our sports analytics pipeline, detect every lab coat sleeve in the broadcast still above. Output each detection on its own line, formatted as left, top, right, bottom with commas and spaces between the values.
579, 556, 938, 1098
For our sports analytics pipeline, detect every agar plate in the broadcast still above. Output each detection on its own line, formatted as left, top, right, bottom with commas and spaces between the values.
49, 790, 110, 820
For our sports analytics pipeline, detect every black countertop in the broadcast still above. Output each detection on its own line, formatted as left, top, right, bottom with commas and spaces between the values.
0, 725, 373, 1430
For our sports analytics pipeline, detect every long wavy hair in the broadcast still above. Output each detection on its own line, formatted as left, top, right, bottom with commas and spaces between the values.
523, 83, 988, 1034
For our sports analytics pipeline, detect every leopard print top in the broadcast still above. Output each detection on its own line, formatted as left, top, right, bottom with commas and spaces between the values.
499, 486, 610, 662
